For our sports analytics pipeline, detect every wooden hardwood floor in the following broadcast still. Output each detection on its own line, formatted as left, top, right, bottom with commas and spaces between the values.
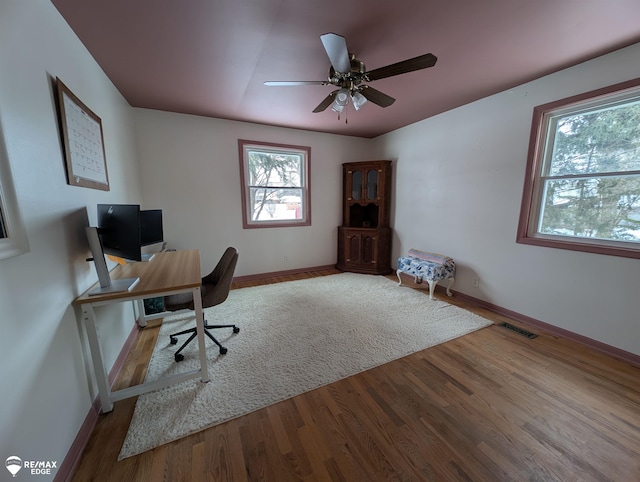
71, 270, 640, 481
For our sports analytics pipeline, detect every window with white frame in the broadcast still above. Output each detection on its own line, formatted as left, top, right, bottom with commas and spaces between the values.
238, 140, 310, 228
517, 78, 640, 258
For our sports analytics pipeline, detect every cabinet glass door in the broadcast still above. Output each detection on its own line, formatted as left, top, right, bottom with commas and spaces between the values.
367, 169, 378, 200
351, 170, 362, 200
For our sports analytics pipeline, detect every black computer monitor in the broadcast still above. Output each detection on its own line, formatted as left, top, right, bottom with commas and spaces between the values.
97, 204, 142, 261
97, 204, 164, 261
140, 209, 163, 246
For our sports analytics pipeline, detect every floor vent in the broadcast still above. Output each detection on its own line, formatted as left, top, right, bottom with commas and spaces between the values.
498, 322, 538, 339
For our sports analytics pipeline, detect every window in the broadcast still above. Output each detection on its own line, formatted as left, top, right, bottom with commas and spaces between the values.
0, 124, 29, 259
0, 208, 6, 238
238, 140, 310, 228
517, 78, 640, 259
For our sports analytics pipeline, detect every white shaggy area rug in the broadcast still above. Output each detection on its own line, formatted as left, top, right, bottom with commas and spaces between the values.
119, 272, 492, 459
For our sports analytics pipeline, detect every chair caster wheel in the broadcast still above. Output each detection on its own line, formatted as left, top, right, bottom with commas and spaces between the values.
170, 336, 178, 345
233, 326, 240, 333
175, 353, 184, 362
220, 347, 228, 355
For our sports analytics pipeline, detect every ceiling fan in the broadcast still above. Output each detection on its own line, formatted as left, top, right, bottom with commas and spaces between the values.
264, 33, 437, 115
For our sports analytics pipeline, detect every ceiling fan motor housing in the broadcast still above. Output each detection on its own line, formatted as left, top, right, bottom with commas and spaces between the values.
329, 56, 367, 90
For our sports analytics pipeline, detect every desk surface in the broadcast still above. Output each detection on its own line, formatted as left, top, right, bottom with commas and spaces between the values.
74, 249, 201, 305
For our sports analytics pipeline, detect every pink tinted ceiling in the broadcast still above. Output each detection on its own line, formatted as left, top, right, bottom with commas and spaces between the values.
51, 0, 640, 139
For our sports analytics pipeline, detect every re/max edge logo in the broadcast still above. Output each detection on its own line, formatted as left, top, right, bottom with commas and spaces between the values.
5, 456, 58, 478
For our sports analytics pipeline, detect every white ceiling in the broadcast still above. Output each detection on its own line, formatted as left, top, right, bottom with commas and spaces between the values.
51, 0, 640, 138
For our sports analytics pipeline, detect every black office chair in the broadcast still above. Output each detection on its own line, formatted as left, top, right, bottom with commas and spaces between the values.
164, 247, 239, 362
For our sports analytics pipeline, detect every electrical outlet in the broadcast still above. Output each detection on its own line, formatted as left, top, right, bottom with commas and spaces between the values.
283, 256, 289, 264
472, 277, 479, 287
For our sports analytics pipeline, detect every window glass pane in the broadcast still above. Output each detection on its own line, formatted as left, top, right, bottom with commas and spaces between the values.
352, 170, 362, 200
549, 102, 640, 176
248, 150, 302, 187
539, 175, 640, 242
367, 169, 378, 199
249, 187, 304, 221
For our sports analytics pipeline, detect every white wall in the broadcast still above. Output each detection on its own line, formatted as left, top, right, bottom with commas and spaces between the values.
375, 43, 640, 356
0, 1, 142, 471
134, 109, 376, 276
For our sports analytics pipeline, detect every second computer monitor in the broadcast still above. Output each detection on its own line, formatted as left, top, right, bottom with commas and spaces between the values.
97, 204, 163, 261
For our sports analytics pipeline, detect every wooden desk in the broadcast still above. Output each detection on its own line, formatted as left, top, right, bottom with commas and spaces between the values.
74, 250, 210, 413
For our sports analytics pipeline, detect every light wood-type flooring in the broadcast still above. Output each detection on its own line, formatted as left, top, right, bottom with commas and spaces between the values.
71, 269, 640, 481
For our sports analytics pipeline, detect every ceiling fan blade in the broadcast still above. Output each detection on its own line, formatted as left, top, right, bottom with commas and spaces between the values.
365, 53, 437, 81
264, 81, 326, 86
320, 33, 351, 73
359, 85, 395, 108
312, 90, 338, 113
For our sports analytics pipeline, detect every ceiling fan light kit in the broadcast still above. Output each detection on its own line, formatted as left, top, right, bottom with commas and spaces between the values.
331, 88, 350, 113
351, 91, 367, 111
265, 33, 437, 120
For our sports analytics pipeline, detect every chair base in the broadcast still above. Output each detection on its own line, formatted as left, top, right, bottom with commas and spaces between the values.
169, 322, 240, 362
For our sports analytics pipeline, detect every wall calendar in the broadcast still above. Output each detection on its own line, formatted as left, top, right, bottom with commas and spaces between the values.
56, 77, 110, 191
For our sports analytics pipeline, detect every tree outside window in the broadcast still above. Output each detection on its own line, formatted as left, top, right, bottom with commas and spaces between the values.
238, 140, 310, 228
518, 78, 640, 258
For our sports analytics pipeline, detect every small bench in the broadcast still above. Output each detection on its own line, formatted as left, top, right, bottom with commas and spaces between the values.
397, 249, 456, 300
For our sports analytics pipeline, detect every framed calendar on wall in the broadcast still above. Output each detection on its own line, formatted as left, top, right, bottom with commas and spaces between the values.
56, 77, 110, 191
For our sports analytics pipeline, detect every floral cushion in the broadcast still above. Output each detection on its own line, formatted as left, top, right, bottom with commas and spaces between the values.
397, 249, 455, 282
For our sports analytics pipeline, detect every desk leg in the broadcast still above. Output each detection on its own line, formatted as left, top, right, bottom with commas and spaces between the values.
81, 304, 114, 413
193, 287, 210, 383
135, 299, 147, 327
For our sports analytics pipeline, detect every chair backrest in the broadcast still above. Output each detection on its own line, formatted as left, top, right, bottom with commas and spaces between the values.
200, 247, 238, 309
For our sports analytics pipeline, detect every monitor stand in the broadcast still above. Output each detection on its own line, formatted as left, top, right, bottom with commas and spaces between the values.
85, 227, 140, 296
88, 277, 140, 296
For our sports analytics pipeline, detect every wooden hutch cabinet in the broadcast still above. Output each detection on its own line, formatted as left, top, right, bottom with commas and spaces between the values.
336, 160, 393, 275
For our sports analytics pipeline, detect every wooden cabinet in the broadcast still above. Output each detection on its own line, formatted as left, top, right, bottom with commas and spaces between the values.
336, 160, 392, 274
337, 226, 392, 274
